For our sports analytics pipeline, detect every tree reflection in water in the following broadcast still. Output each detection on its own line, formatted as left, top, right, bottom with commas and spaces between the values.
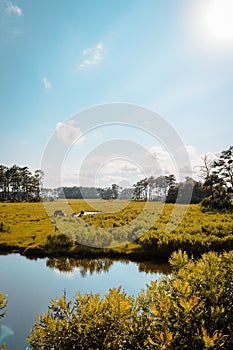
46, 257, 171, 277
46, 257, 114, 277
136, 260, 171, 275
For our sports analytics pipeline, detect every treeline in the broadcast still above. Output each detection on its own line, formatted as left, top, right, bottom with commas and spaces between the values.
132, 174, 211, 204
132, 146, 233, 209
133, 174, 175, 201
168, 146, 233, 210
200, 147, 233, 210
42, 185, 134, 200
2, 146, 232, 207
166, 177, 210, 204
42, 186, 100, 200
44, 178, 209, 204
0, 165, 43, 202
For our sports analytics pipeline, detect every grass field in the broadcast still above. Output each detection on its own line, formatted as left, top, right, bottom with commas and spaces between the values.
0, 199, 233, 260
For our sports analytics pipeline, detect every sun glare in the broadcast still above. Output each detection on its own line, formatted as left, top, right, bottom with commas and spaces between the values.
203, 0, 233, 48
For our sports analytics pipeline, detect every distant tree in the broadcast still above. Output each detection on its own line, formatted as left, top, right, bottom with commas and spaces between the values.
133, 175, 176, 201
119, 187, 134, 199
166, 178, 207, 204
9, 165, 21, 200
80, 187, 99, 199
147, 176, 155, 201
165, 174, 176, 188
0, 165, 8, 200
202, 174, 232, 211
213, 145, 233, 192
111, 184, 120, 199
166, 179, 193, 204
154, 176, 168, 199
199, 153, 214, 180
0, 164, 44, 202
199, 147, 233, 211
34, 170, 44, 198
20, 166, 32, 200
98, 184, 120, 200
62, 186, 82, 199
165, 184, 178, 203
133, 179, 147, 200
191, 181, 208, 203
138, 178, 148, 200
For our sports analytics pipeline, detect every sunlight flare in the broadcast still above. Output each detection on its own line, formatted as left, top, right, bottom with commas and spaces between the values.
202, 0, 233, 49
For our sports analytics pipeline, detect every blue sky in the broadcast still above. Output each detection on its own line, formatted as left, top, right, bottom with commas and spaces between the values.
1, 0, 233, 187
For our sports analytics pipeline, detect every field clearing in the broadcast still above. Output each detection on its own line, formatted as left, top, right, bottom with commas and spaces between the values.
0, 200, 233, 259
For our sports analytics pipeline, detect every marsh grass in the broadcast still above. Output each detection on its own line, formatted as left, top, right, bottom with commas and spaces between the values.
0, 200, 233, 259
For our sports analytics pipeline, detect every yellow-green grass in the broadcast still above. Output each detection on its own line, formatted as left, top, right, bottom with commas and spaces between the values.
0, 202, 54, 249
0, 199, 233, 259
0, 200, 102, 248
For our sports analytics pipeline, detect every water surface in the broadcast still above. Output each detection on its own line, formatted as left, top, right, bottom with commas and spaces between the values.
0, 254, 170, 350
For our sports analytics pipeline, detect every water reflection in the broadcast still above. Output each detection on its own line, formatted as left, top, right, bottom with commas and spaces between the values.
136, 260, 171, 275
0, 254, 169, 350
46, 257, 114, 277
46, 257, 171, 276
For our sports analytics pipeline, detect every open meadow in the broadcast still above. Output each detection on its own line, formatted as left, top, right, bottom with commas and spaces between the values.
0, 199, 233, 260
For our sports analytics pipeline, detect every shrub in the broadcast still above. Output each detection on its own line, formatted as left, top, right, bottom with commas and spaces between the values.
201, 195, 233, 211
28, 251, 233, 349
0, 293, 7, 349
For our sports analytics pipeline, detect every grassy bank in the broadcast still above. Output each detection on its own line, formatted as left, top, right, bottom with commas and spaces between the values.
0, 200, 233, 260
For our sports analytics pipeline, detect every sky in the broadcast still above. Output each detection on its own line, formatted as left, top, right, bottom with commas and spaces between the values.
1, 0, 233, 187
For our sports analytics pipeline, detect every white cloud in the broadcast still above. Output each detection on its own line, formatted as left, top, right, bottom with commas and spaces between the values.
120, 163, 140, 173
102, 175, 129, 184
60, 172, 79, 187
94, 159, 141, 176
79, 42, 104, 69
147, 145, 214, 180
42, 77, 52, 90
56, 120, 85, 145
171, 146, 220, 180
106, 161, 139, 174
5, 1, 22, 16
148, 146, 170, 160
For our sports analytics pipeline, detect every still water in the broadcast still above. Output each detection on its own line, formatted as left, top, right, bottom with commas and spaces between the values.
0, 254, 170, 350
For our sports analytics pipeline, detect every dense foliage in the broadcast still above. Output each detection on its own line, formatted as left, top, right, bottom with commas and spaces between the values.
200, 147, 233, 211
28, 251, 233, 349
133, 175, 176, 201
133, 146, 233, 208
98, 184, 120, 200
165, 177, 210, 204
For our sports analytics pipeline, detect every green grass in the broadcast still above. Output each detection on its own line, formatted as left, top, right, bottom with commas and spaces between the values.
0, 200, 233, 260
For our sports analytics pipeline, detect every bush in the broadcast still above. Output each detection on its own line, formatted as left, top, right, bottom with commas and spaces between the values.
0, 293, 7, 349
201, 195, 233, 211
28, 251, 233, 349
44, 234, 74, 254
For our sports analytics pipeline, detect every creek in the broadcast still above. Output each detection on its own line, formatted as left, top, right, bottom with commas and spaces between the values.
0, 254, 170, 349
